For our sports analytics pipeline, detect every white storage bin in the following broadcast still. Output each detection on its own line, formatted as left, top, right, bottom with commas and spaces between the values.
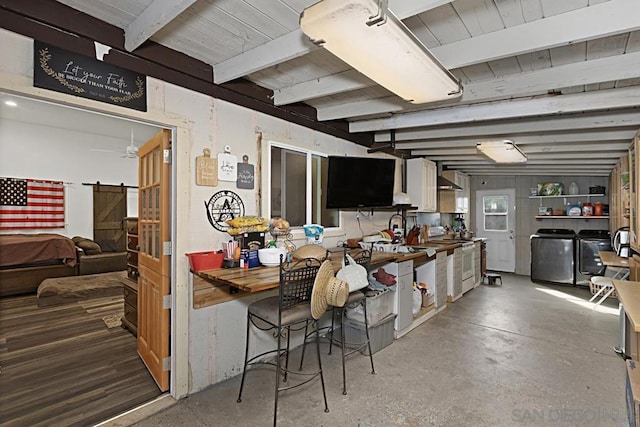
345, 288, 393, 325
343, 314, 395, 355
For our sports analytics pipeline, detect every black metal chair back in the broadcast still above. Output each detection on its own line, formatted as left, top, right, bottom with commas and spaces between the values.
278, 256, 322, 309
343, 248, 372, 270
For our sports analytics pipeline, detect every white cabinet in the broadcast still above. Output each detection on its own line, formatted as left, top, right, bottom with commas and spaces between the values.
435, 251, 447, 307
407, 158, 437, 212
446, 248, 463, 301
394, 260, 414, 333
439, 170, 469, 213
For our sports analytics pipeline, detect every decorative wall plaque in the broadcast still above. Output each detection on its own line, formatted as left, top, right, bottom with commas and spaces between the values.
205, 190, 245, 232
33, 41, 147, 111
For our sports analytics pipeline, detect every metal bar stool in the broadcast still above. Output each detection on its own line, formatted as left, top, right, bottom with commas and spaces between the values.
237, 256, 329, 426
330, 249, 375, 394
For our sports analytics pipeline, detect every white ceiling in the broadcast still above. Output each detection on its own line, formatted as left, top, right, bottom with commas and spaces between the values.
0, 92, 163, 151
50, 0, 640, 175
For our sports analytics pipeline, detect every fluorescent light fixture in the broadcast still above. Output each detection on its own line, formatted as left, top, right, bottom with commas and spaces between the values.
4, 100, 17, 107
477, 140, 527, 163
300, 0, 462, 104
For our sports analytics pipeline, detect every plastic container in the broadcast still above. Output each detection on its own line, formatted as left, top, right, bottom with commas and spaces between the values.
345, 288, 394, 325
186, 251, 225, 272
343, 314, 395, 355
594, 202, 603, 216
567, 203, 582, 216
582, 203, 593, 216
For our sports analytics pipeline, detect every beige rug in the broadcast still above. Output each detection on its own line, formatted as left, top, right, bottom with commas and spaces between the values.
102, 313, 123, 329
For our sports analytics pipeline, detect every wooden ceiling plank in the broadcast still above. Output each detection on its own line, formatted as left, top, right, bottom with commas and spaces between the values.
431, 0, 640, 69
350, 85, 640, 132
451, 0, 505, 37
124, 0, 198, 52
319, 52, 640, 120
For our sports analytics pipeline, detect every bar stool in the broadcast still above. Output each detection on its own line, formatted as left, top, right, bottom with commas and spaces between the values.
237, 256, 329, 426
330, 250, 376, 394
300, 249, 376, 394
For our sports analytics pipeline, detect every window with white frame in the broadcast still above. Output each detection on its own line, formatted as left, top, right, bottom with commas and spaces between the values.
269, 143, 339, 228
483, 195, 508, 231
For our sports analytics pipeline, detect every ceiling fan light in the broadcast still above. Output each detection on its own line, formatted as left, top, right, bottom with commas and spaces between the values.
477, 140, 527, 163
300, 0, 462, 104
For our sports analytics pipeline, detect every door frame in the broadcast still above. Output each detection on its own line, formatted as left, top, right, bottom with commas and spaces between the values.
1, 79, 190, 400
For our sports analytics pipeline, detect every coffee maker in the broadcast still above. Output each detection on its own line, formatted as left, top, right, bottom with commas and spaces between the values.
613, 227, 630, 258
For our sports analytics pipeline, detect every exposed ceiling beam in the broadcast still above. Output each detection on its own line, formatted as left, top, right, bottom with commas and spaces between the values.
374, 110, 640, 142
411, 142, 631, 156
214, 30, 316, 84
318, 51, 640, 120
124, 0, 197, 52
388, 0, 454, 18
441, 159, 619, 165
350, 86, 640, 132
460, 170, 612, 176
213, 0, 452, 85
395, 130, 637, 150
419, 152, 623, 160
273, 70, 371, 106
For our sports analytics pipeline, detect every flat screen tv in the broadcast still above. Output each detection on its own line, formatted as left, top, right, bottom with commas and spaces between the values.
326, 156, 396, 209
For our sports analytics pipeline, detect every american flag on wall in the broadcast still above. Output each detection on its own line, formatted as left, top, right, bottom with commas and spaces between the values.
0, 178, 65, 229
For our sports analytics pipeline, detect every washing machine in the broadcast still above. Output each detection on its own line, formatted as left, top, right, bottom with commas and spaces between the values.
530, 228, 576, 285
575, 229, 612, 286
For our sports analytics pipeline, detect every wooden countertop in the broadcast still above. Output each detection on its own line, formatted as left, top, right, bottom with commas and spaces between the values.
599, 251, 630, 268
196, 250, 400, 293
613, 280, 640, 332
193, 242, 471, 307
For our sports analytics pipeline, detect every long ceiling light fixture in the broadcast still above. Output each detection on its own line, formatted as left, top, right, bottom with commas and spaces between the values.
299, 0, 462, 104
477, 140, 528, 163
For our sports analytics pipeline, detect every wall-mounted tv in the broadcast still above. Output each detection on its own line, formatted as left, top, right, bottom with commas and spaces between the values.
326, 156, 396, 209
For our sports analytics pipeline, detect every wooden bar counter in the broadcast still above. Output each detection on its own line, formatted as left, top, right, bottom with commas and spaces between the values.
192, 248, 443, 309
613, 279, 640, 360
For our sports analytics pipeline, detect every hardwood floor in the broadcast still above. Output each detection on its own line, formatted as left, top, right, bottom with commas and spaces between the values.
0, 294, 162, 426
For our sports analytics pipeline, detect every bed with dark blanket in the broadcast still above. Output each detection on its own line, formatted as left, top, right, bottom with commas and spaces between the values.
0, 234, 78, 296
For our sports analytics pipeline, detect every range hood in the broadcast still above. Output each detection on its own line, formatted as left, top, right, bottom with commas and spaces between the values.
438, 175, 462, 191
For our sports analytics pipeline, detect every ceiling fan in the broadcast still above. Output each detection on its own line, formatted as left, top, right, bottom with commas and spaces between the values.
91, 129, 139, 158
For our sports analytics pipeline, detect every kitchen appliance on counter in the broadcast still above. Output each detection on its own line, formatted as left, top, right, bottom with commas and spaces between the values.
613, 227, 630, 258
531, 228, 576, 286
575, 229, 611, 286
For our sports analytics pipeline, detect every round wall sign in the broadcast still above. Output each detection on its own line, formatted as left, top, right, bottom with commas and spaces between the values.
205, 190, 245, 231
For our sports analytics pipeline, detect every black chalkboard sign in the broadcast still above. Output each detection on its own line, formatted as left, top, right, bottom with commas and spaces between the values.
33, 41, 147, 112
236, 155, 254, 189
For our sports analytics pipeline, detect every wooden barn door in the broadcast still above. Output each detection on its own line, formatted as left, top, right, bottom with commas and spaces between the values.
137, 129, 171, 391
93, 185, 127, 251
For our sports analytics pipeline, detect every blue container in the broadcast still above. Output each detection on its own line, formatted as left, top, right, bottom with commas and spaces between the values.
243, 250, 260, 268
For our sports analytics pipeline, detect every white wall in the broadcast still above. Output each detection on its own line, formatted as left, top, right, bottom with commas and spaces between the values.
0, 28, 404, 395
0, 119, 138, 237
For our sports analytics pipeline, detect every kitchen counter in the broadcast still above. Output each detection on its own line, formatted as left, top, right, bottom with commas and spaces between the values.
193, 244, 463, 308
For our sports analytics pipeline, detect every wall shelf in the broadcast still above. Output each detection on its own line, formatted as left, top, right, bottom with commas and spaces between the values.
529, 193, 606, 206
529, 193, 605, 199
535, 215, 610, 220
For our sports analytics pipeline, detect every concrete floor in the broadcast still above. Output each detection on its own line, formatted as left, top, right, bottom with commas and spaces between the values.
129, 275, 628, 426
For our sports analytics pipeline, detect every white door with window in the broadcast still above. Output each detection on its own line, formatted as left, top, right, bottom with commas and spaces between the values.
475, 189, 516, 272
